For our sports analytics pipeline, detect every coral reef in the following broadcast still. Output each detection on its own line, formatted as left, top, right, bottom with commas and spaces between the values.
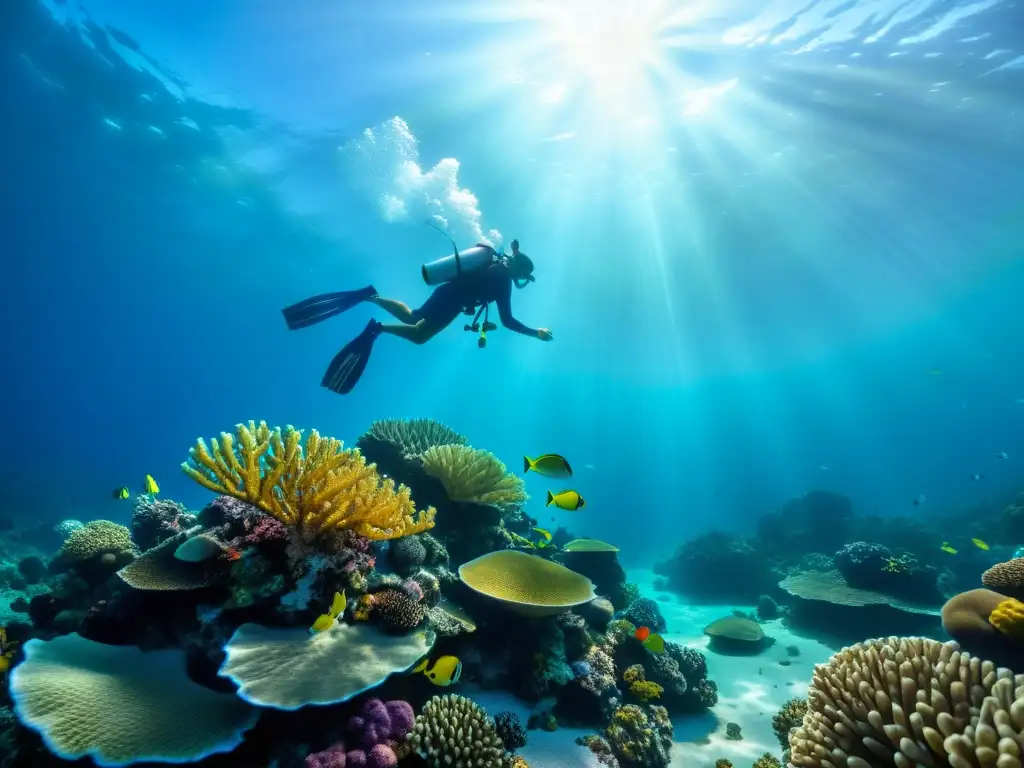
407, 694, 513, 767
182, 421, 436, 540
10, 633, 256, 765
653, 532, 772, 603
49, 520, 137, 583
357, 418, 467, 462
130, 495, 197, 551
494, 711, 527, 751
772, 698, 808, 750
459, 550, 596, 617
789, 636, 1023, 767
604, 703, 673, 767
419, 444, 527, 508
620, 597, 665, 633
365, 588, 425, 634
756, 490, 854, 557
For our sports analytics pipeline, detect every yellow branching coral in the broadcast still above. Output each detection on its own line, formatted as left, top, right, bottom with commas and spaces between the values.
420, 444, 527, 507
181, 421, 435, 540
989, 597, 1024, 640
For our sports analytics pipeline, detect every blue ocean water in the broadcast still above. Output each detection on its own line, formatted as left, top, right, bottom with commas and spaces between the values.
1, 0, 1023, 561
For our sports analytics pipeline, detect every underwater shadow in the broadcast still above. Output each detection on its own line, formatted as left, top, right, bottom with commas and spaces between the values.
671, 710, 719, 745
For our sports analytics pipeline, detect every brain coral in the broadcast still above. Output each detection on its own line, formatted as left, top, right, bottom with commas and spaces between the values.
220, 622, 433, 710
371, 589, 426, 634
459, 550, 596, 617
982, 558, 1024, 600
789, 635, 1024, 768
408, 694, 512, 767
10, 633, 256, 766
54, 520, 136, 568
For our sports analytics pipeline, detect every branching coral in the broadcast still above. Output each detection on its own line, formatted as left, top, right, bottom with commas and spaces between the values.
407, 694, 512, 767
420, 444, 527, 507
789, 636, 1024, 767
181, 421, 435, 541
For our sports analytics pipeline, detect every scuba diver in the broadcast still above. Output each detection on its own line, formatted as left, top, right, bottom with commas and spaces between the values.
282, 239, 553, 395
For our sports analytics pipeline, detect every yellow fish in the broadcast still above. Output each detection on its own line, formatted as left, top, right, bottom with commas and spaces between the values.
972, 538, 990, 551
0, 627, 17, 674
112, 486, 130, 500
413, 655, 462, 687
546, 489, 585, 511
524, 454, 573, 478
143, 474, 159, 494
309, 590, 346, 634
940, 542, 958, 555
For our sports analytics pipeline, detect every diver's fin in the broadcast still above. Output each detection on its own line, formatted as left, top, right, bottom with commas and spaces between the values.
282, 285, 377, 331
321, 320, 381, 395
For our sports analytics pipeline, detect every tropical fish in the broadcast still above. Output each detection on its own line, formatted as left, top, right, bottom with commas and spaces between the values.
112, 486, 130, 500
972, 473, 985, 482
546, 489, 585, 511
0, 627, 18, 674
634, 626, 651, 642
998, 452, 1009, 460
940, 542, 958, 555
310, 591, 346, 634
531, 527, 553, 548
413, 655, 462, 687
143, 474, 159, 494
223, 547, 242, 561
524, 454, 573, 478
913, 494, 927, 507
642, 633, 665, 654
972, 538, 990, 551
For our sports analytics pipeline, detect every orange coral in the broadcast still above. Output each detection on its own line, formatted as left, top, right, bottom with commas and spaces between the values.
181, 421, 435, 541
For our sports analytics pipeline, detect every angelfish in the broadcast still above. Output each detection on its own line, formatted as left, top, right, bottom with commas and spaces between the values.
310, 591, 346, 634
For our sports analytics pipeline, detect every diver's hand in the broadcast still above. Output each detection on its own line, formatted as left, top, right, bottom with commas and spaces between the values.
536, 328, 554, 341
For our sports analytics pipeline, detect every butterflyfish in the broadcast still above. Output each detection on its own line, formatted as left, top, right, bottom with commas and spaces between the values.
143, 474, 159, 494
413, 655, 462, 687
546, 489, 585, 511
113, 487, 130, 500
309, 590, 346, 634
524, 454, 573, 478
940, 542, 958, 555
973, 538, 990, 551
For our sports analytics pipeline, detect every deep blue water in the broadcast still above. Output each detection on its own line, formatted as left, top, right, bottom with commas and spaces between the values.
1, 0, 1023, 563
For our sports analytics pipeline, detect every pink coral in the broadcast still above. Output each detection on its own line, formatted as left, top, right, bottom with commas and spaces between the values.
367, 744, 398, 768
305, 743, 346, 768
400, 578, 424, 602
242, 515, 288, 547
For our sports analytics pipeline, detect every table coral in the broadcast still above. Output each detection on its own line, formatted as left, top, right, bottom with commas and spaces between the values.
182, 420, 435, 541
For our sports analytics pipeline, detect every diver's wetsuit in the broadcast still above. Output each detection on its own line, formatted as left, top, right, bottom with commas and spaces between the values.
414, 261, 537, 335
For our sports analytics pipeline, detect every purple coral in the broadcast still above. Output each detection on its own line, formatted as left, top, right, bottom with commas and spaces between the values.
367, 745, 398, 768
348, 698, 414, 747
241, 515, 288, 547
305, 743, 346, 768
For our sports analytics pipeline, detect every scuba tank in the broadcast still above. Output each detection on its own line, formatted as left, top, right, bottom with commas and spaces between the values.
422, 244, 498, 285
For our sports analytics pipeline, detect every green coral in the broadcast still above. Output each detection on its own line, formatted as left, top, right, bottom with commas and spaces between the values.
605, 704, 673, 767
420, 444, 527, 507
771, 698, 808, 750
57, 520, 135, 563
357, 418, 467, 459
752, 753, 782, 768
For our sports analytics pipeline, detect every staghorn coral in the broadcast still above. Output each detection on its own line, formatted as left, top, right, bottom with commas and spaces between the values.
181, 420, 435, 540
420, 444, 527, 507
789, 635, 1024, 767
407, 694, 513, 767
982, 558, 1024, 600
10, 633, 256, 766
772, 698, 808, 750
357, 418, 467, 460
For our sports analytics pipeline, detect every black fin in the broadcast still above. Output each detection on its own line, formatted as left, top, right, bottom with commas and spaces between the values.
321, 321, 381, 395
281, 286, 377, 330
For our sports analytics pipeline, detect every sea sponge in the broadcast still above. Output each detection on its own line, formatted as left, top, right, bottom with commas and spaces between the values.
52, 520, 136, 571
182, 421, 435, 541
789, 635, 1024, 767
983, 558, 1024, 600
420, 444, 527, 507
989, 596, 1024, 639
117, 528, 230, 591
772, 698, 808, 750
370, 589, 426, 634
459, 550, 596, 617
219, 621, 433, 710
357, 418, 467, 460
10, 633, 256, 766
407, 694, 512, 767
